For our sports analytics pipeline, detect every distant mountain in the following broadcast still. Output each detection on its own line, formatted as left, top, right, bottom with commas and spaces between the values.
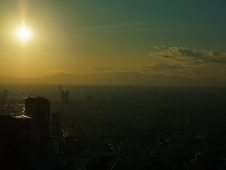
0, 72, 225, 86
0, 76, 22, 83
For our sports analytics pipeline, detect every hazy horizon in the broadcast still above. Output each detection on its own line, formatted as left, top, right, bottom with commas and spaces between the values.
1, 1, 226, 85
0, 71, 225, 86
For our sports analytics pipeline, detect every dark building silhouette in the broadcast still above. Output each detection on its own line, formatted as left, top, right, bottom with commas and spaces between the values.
49, 136, 63, 169
64, 136, 80, 157
61, 90, 69, 104
0, 115, 32, 169
52, 112, 62, 137
25, 97, 50, 166
64, 136, 81, 167
86, 95, 92, 101
85, 149, 118, 170
58, 85, 62, 92
1, 90, 8, 106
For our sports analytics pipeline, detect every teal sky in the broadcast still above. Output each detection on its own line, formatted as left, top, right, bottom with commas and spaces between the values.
0, 0, 226, 83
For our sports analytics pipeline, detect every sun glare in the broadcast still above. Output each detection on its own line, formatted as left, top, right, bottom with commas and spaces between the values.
17, 27, 32, 41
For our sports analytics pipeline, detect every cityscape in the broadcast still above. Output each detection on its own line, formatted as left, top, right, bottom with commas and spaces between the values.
1, 1, 226, 169
1, 85, 226, 169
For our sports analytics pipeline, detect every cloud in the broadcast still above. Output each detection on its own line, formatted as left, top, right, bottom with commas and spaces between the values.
151, 45, 159, 49
141, 63, 183, 72
46, 69, 72, 74
75, 21, 154, 32
92, 66, 135, 72
150, 47, 226, 65
118, 67, 129, 71
92, 67, 115, 72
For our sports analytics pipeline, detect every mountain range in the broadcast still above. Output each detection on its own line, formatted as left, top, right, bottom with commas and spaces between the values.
0, 72, 225, 86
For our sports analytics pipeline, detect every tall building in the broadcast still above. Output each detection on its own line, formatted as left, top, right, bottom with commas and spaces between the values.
49, 136, 63, 169
61, 90, 69, 104
64, 137, 81, 168
1, 90, 8, 106
25, 97, 50, 166
58, 85, 62, 92
0, 115, 32, 169
52, 112, 62, 137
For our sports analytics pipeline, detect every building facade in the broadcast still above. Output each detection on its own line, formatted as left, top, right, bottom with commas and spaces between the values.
0, 115, 32, 169
25, 97, 50, 166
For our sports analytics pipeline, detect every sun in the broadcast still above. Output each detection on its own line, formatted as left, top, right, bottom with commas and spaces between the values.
17, 27, 32, 41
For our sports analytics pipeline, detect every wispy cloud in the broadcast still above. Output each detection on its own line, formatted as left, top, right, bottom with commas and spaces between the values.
151, 45, 159, 49
74, 20, 173, 32
75, 21, 153, 31
92, 66, 135, 73
141, 63, 183, 72
46, 69, 72, 74
150, 47, 226, 65
118, 67, 129, 71
75, 20, 211, 33
92, 67, 116, 72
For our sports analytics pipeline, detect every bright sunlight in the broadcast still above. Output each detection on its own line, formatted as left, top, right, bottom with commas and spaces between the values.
17, 27, 32, 41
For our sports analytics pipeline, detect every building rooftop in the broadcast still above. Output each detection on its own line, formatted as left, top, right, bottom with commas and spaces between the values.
0, 114, 31, 120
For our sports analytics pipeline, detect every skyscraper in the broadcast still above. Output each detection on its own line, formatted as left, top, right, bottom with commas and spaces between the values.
25, 97, 50, 166
61, 90, 69, 104
58, 85, 62, 92
51, 112, 62, 137
1, 90, 8, 106
0, 115, 32, 169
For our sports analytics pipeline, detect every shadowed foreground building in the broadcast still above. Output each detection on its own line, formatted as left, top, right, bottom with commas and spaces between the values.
49, 112, 63, 169
25, 97, 50, 167
51, 112, 62, 137
0, 115, 32, 169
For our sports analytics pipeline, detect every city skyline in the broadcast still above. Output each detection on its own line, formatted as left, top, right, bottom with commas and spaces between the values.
0, 1, 226, 85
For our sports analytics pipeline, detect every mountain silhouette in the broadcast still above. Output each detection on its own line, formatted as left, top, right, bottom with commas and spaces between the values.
0, 72, 225, 86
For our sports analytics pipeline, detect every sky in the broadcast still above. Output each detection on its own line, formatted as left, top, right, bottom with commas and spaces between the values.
0, 0, 226, 83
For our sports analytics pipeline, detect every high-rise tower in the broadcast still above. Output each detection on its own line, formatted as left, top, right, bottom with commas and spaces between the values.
61, 90, 69, 104
58, 85, 62, 92
1, 90, 8, 106
0, 115, 32, 169
25, 97, 50, 166
51, 112, 62, 137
